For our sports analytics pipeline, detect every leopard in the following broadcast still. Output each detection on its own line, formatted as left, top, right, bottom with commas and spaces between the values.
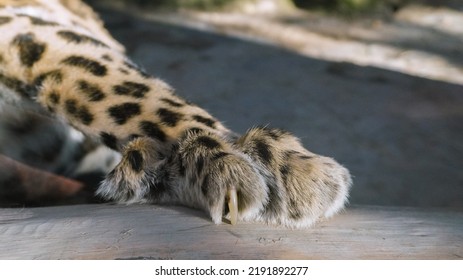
0, 0, 352, 228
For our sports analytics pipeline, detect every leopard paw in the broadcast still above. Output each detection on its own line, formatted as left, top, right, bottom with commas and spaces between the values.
96, 127, 352, 228
235, 127, 352, 228
96, 129, 269, 225
168, 129, 269, 224
96, 137, 164, 204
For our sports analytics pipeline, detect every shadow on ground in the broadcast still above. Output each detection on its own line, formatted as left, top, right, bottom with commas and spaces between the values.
95, 5, 463, 209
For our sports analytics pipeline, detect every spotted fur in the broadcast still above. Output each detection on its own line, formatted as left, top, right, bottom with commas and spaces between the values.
0, 0, 352, 227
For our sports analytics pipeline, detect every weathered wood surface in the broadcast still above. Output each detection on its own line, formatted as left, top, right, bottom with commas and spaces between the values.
0, 204, 461, 259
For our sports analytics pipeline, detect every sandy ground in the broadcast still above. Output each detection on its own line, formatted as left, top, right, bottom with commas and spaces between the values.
90, 2, 463, 209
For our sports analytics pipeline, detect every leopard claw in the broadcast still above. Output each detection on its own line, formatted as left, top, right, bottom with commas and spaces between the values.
227, 186, 238, 225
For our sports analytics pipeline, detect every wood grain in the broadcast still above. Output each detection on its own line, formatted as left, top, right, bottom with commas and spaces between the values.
0, 204, 461, 259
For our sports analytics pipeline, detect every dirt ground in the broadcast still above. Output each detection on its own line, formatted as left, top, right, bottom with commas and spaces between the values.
90, 1, 463, 209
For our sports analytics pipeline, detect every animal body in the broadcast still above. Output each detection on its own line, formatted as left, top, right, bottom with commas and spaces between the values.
0, 0, 351, 227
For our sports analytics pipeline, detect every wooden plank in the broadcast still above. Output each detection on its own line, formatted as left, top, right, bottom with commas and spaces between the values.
0, 204, 461, 259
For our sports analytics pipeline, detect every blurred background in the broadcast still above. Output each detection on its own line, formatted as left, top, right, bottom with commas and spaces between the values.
86, 0, 463, 209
